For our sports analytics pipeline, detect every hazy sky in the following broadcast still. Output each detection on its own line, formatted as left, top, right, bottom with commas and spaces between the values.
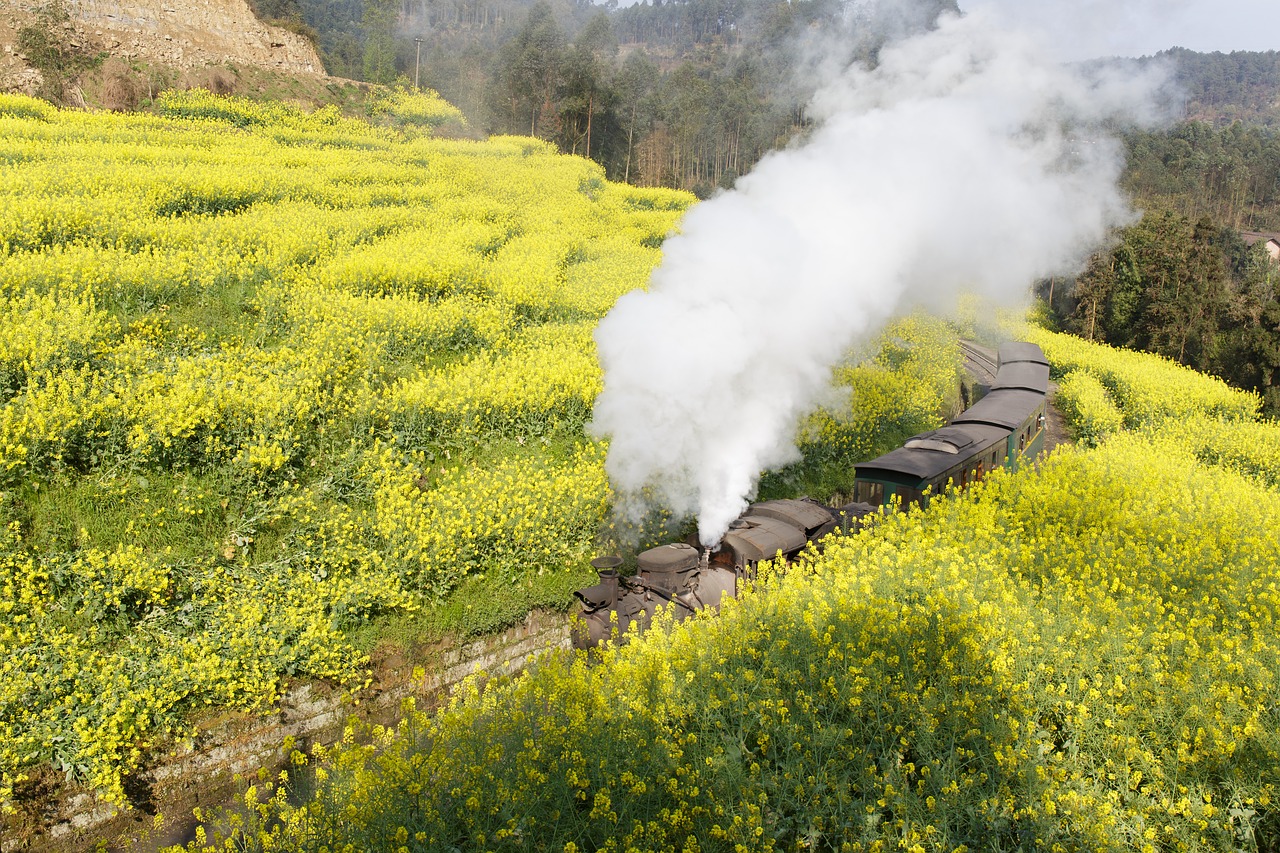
957, 0, 1278, 59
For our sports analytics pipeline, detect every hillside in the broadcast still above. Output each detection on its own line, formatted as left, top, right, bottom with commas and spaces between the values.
0, 0, 323, 97
1153, 47, 1280, 127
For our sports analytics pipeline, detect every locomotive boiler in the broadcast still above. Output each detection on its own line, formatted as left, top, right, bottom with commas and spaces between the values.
572, 498, 873, 649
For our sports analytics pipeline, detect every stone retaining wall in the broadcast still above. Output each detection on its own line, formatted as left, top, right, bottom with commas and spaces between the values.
2, 610, 571, 852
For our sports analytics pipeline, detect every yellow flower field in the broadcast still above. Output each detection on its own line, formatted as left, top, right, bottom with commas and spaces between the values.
0, 89, 959, 813
181, 405, 1279, 853
0, 88, 695, 807
171, 327, 1279, 852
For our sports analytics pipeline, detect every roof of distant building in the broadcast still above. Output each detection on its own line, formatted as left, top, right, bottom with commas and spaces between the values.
1241, 231, 1280, 247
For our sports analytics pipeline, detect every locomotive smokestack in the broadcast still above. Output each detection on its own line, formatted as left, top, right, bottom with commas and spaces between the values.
591, 555, 623, 607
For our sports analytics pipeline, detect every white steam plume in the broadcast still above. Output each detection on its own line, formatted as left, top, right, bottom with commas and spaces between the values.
589, 2, 1171, 546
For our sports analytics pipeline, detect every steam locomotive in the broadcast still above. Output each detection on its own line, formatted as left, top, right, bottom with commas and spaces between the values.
572, 341, 1049, 650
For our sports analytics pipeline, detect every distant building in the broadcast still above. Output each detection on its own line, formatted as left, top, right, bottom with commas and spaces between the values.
1242, 231, 1280, 263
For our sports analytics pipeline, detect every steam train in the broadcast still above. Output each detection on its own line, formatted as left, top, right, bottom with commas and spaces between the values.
571, 341, 1049, 650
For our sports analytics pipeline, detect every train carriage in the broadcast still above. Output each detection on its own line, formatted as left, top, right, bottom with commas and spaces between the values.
997, 341, 1051, 369
952, 388, 1046, 471
988, 360, 1050, 393
851, 422, 1011, 508
853, 341, 1049, 507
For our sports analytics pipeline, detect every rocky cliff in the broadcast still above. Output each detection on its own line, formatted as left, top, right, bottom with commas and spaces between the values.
1, 0, 325, 94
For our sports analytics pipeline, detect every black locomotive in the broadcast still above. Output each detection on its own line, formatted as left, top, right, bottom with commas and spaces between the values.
572, 341, 1049, 650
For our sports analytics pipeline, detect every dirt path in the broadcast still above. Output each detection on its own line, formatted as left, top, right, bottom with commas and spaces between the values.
1042, 379, 1070, 454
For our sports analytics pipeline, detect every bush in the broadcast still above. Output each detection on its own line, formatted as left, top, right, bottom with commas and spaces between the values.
1054, 370, 1124, 446
100, 58, 141, 112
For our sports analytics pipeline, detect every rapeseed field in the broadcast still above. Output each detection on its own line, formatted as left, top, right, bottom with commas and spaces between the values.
174, 337, 1278, 851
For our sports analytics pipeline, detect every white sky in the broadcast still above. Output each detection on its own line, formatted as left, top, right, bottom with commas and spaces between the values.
956, 0, 1279, 59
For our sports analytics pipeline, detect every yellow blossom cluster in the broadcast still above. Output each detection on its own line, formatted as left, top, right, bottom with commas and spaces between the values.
155, 88, 380, 136
368, 442, 609, 591
1022, 327, 1260, 427
367, 88, 467, 129
1052, 370, 1124, 447
806, 315, 963, 457
379, 323, 603, 448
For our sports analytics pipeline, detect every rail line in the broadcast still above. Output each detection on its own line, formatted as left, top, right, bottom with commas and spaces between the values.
959, 340, 999, 384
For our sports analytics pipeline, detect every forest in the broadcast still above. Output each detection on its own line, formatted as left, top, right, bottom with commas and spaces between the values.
248, 0, 959, 193
1045, 117, 1280, 417
264, 0, 1280, 415
245, 0, 1280, 195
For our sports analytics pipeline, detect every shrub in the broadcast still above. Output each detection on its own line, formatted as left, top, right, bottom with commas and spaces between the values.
1053, 370, 1124, 446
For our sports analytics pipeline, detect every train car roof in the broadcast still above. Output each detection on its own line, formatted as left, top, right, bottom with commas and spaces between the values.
745, 498, 833, 532
990, 361, 1050, 394
854, 423, 1010, 483
721, 515, 808, 562
997, 342, 1049, 367
953, 388, 1045, 430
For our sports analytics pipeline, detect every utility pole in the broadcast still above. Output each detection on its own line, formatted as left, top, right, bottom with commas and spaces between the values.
414, 37, 423, 91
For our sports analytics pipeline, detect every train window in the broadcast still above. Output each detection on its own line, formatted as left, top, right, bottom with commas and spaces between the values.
855, 481, 884, 505
897, 487, 923, 507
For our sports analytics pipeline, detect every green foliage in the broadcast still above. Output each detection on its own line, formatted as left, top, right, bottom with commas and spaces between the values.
360, 0, 397, 85
1057, 207, 1280, 417
1136, 48, 1280, 129
15, 0, 101, 104
1123, 122, 1280, 230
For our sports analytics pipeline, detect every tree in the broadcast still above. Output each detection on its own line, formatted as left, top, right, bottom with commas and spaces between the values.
557, 12, 616, 157
610, 51, 659, 183
491, 2, 567, 136
362, 0, 398, 83
1214, 239, 1280, 413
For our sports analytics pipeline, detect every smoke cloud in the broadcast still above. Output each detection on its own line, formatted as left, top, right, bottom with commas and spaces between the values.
589, 1, 1172, 546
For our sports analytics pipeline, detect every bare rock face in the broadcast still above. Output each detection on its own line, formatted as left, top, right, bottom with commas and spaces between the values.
0, 0, 325, 91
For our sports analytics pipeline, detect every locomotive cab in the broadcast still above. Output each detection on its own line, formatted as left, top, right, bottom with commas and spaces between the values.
713, 513, 808, 574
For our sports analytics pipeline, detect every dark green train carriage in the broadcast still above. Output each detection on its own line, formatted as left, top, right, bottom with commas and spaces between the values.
852, 341, 1049, 509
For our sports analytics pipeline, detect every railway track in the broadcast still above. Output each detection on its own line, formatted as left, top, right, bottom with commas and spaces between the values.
959, 340, 999, 384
